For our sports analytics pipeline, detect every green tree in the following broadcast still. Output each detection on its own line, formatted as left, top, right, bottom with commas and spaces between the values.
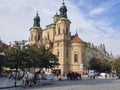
89, 57, 111, 72
35, 46, 59, 69
113, 56, 120, 73
89, 57, 101, 71
0, 46, 5, 74
4, 40, 29, 87
5, 40, 27, 71
5, 41, 59, 72
23, 45, 37, 68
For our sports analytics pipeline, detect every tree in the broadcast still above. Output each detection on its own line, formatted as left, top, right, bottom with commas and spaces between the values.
113, 56, 120, 73
89, 57, 101, 71
4, 40, 29, 87
0, 46, 5, 74
34, 46, 59, 69
89, 57, 111, 72
5, 41, 59, 72
23, 45, 37, 68
5, 40, 27, 71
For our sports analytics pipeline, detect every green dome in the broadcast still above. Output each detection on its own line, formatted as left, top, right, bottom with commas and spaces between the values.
34, 13, 40, 21
33, 12, 40, 27
59, 1, 67, 18
60, 2, 67, 11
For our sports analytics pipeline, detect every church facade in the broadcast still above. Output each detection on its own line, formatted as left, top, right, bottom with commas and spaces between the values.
28, 1, 113, 74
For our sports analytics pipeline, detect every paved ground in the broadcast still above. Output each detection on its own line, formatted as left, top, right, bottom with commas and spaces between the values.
0, 77, 21, 89
1, 78, 120, 90
0, 76, 63, 89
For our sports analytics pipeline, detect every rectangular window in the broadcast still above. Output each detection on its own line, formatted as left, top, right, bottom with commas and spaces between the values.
66, 52, 68, 58
38, 35, 40, 40
74, 54, 78, 62
58, 28, 60, 35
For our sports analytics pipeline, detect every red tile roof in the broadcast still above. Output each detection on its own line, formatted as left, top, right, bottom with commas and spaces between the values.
0, 42, 10, 49
71, 35, 83, 42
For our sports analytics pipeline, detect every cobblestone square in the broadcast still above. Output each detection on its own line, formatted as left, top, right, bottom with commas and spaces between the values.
1, 77, 120, 90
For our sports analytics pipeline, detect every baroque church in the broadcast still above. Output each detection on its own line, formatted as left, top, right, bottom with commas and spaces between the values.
28, 1, 113, 74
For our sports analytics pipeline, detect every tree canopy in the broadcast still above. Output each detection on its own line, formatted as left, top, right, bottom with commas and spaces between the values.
4, 40, 59, 71
89, 57, 111, 72
0, 46, 5, 74
112, 56, 120, 73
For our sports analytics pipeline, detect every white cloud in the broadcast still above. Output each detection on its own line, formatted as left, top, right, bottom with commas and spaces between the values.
90, 7, 105, 15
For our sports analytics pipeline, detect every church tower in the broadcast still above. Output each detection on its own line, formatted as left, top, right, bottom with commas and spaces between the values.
29, 12, 43, 46
53, 0, 71, 73
54, 0, 71, 41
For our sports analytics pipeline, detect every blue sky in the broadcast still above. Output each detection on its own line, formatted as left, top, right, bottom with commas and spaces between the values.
0, 0, 120, 56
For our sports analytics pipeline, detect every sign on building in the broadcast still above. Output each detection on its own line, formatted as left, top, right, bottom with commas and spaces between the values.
80, 64, 83, 71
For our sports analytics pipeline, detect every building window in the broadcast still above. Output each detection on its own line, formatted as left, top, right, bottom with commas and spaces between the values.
58, 28, 60, 35
66, 43, 69, 48
57, 52, 59, 57
35, 36, 37, 40
66, 27, 68, 35
66, 51, 68, 58
57, 43, 59, 47
74, 54, 78, 62
31, 35, 33, 40
38, 34, 40, 40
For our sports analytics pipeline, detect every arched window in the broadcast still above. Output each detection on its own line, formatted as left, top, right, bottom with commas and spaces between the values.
58, 28, 60, 35
74, 54, 78, 62
57, 52, 59, 57
31, 35, 33, 40
38, 34, 40, 40
57, 43, 59, 47
66, 27, 68, 35
35, 36, 36, 40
